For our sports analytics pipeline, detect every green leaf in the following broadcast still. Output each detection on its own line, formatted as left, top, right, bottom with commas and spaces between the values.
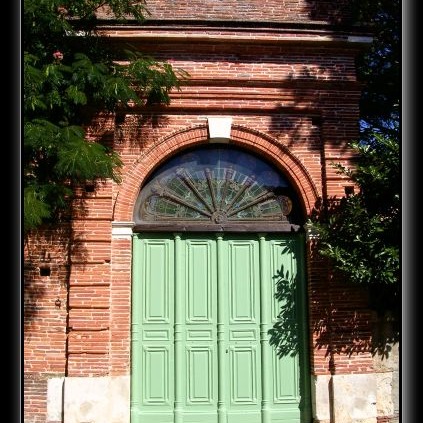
24, 186, 51, 233
55, 136, 122, 183
65, 85, 88, 105
24, 0, 188, 230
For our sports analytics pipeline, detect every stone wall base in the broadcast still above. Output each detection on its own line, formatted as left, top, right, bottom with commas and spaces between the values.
47, 372, 396, 423
311, 373, 385, 423
47, 376, 130, 423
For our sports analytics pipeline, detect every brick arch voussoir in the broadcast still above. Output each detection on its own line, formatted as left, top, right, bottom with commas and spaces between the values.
113, 125, 208, 221
113, 124, 319, 222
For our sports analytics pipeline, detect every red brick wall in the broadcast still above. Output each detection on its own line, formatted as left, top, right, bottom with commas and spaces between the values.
67, 184, 113, 376
98, 0, 354, 24
24, 227, 70, 421
24, 374, 50, 423
377, 416, 398, 423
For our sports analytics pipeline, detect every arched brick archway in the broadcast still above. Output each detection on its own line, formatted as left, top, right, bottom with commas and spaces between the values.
111, 123, 319, 422
112, 124, 319, 222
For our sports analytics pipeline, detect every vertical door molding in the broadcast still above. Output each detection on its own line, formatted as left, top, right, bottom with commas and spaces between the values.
173, 233, 183, 423
258, 233, 272, 423
216, 234, 228, 423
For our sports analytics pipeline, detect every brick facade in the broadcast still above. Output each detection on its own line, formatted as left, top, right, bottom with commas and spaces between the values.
24, 2, 398, 422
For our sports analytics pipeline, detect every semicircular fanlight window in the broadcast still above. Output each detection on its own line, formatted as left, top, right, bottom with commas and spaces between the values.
133, 145, 302, 225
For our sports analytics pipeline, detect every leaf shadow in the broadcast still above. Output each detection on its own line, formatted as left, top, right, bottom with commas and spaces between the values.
268, 259, 301, 358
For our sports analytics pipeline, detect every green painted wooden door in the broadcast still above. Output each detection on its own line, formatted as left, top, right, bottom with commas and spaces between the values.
131, 233, 311, 423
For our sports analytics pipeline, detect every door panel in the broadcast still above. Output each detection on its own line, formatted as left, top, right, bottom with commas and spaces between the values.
224, 240, 261, 422
132, 237, 175, 423
270, 240, 300, 403
132, 234, 310, 423
180, 238, 218, 422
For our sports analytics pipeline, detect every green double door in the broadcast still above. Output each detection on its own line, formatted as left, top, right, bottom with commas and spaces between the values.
131, 233, 311, 423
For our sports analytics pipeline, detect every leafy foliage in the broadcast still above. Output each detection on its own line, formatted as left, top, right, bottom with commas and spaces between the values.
309, 0, 400, 316
24, 0, 188, 233
352, 0, 400, 136
311, 134, 400, 287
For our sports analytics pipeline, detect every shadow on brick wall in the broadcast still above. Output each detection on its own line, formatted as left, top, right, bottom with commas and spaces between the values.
23, 221, 88, 325
306, 197, 400, 364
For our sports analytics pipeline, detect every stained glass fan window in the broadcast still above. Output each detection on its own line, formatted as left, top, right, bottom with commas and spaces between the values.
133, 145, 302, 229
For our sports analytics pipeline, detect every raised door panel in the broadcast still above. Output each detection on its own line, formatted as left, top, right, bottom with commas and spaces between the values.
224, 239, 262, 423
132, 237, 175, 423
180, 238, 218, 422
267, 237, 310, 422
269, 239, 300, 403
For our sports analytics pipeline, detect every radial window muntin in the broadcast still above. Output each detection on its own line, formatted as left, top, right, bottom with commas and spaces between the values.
133, 145, 304, 231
